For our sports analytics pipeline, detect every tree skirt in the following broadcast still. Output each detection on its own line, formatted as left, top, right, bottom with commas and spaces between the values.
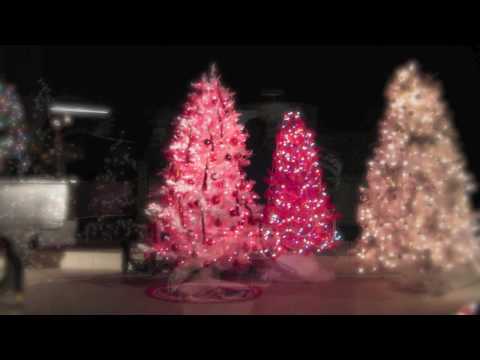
455, 302, 479, 315
146, 281, 262, 304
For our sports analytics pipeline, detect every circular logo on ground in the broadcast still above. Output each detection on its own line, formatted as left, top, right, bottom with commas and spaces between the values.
146, 282, 262, 304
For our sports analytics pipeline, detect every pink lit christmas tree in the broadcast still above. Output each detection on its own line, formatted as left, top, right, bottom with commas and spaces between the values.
146, 65, 262, 268
262, 111, 341, 258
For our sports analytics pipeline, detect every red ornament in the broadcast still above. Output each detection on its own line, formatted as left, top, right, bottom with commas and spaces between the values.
188, 200, 199, 208
225, 154, 232, 161
203, 238, 214, 246
204, 139, 212, 145
211, 195, 221, 204
230, 137, 239, 146
187, 179, 195, 185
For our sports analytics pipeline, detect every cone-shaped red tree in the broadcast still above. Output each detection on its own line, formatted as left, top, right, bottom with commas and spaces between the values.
147, 66, 262, 268
262, 111, 341, 257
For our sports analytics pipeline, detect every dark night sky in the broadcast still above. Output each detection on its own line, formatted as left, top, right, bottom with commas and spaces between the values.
34, 46, 480, 168
2, 45, 480, 181
38, 45, 480, 127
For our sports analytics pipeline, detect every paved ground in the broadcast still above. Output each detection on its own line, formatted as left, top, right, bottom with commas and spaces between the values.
2, 268, 480, 315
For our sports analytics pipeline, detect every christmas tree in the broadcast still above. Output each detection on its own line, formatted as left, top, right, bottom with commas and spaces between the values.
29, 79, 57, 176
0, 80, 30, 175
262, 111, 340, 257
146, 65, 262, 268
355, 61, 480, 276
84, 136, 139, 244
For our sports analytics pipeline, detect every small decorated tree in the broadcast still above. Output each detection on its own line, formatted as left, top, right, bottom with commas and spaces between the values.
354, 61, 480, 284
146, 65, 262, 269
29, 79, 57, 176
262, 111, 340, 258
85, 137, 139, 244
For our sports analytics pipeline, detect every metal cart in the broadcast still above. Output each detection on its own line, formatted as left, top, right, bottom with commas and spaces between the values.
0, 178, 77, 301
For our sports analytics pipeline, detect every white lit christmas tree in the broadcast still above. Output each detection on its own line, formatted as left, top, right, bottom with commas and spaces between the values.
355, 61, 480, 278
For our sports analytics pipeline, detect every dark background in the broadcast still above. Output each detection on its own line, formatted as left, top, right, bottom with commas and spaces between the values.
2, 45, 480, 205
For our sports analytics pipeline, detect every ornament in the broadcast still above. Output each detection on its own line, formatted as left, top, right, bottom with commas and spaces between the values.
173, 130, 182, 140
188, 200, 199, 208
211, 172, 218, 180
225, 154, 232, 161
203, 238, 214, 246
187, 179, 195, 185
230, 207, 240, 217
160, 232, 170, 241
204, 139, 212, 146
210, 154, 217, 162
211, 195, 221, 205
230, 137, 239, 146
214, 180, 224, 189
